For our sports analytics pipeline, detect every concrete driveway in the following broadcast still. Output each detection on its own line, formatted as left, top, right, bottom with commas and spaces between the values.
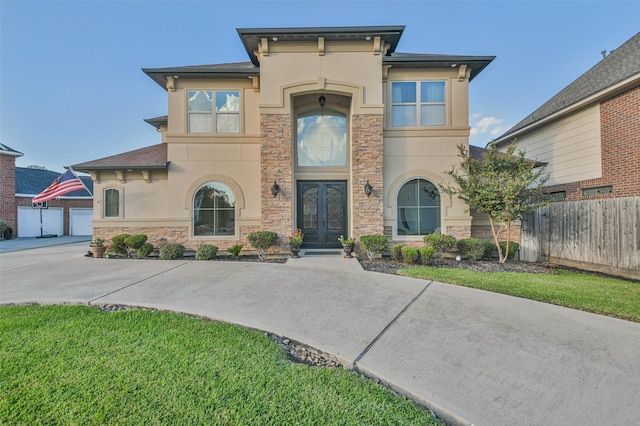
1, 241, 639, 426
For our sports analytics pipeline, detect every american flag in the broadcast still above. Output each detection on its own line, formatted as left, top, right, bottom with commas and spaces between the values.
32, 168, 88, 204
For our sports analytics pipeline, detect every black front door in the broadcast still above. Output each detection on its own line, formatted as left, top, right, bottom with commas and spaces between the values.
297, 181, 347, 249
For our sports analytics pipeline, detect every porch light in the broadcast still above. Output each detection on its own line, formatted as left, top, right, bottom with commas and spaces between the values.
318, 94, 326, 109
364, 180, 373, 197
271, 181, 280, 197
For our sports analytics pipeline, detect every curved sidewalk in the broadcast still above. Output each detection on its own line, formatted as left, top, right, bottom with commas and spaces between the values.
1, 242, 639, 426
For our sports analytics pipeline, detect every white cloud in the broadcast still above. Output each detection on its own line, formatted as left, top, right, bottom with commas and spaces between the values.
470, 115, 505, 138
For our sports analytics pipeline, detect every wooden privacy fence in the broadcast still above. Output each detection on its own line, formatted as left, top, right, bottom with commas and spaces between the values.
520, 197, 640, 280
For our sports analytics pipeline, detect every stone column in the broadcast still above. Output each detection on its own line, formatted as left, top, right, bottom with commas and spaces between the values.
260, 114, 293, 249
351, 114, 384, 237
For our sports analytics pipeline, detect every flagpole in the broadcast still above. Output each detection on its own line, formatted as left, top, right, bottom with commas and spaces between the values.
66, 166, 93, 197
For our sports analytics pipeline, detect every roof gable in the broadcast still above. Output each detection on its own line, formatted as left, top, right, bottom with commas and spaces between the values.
495, 31, 640, 142
16, 167, 93, 197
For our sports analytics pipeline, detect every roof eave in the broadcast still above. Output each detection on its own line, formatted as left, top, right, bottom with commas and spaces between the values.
73, 163, 170, 173
384, 56, 495, 81
491, 72, 640, 147
142, 67, 260, 90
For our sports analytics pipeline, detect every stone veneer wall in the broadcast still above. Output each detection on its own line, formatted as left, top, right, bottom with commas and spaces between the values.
260, 114, 293, 249
351, 114, 384, 238
0, 154, 18, 234
93, 224, 264, 253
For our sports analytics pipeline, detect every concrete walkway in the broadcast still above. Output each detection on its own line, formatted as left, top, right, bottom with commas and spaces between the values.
1, 241, 639, 426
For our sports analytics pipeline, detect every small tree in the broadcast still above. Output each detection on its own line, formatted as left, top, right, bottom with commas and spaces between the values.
441, 143, 550, 263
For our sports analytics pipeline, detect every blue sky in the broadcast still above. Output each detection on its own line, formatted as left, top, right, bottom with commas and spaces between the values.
2, 0, 639, 173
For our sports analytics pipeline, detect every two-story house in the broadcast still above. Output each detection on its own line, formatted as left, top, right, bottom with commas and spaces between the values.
73, 26, 494, 251
490, 31, 639, 201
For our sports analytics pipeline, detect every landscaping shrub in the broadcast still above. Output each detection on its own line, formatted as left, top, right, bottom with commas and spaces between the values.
499, 241, 520, 260
247, 231, 278, 261
360, 235, 388, 260
227, 244, 243, 258
418, 247, 435, 265
391, 244, 404, 262
159, 243, 185, 260
401, 247, 419, 264
110, 234, 131, 255
196, 244, 218, 260
457, 238, 491, 261
124, 234, 148, 250
423, 234, 457, 258
137, 243, 154, 257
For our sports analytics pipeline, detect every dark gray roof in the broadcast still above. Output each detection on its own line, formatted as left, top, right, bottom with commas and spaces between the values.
143, 115, 168, 130
0, 143, 24, 157
72, 144, 169, 171
494, 31, 640, 143
16, 167, 93, 197
385, 52, 494, 82
143, 62, 258, 89
237, 26, 405, 66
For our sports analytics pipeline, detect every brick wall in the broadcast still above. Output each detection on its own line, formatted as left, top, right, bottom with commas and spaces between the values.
260, 114, 293, 249
545, 85, 639, 201
351, 114, 384, 237
0, 154, 17, 233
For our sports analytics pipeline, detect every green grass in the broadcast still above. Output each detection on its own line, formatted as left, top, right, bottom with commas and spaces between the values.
400, 267, 640, 322
0, 305, 439, 425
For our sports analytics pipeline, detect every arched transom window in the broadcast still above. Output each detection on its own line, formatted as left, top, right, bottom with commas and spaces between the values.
193, 182, 235, 236
397, 178, 441, 236
297, 112, 347, 167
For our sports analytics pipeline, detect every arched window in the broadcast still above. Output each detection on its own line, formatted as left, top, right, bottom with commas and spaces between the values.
397, 179, 440, 235
104, 188, 121, 218
296, 112, 347, 167
193, 182, 235, 236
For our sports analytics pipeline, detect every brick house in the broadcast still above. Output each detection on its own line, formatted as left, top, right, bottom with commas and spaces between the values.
490, 32, 640, 201
0, 143, 23, 237
73, 26, 494, 251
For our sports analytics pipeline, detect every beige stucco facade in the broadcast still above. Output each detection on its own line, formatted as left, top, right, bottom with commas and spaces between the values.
77, 26, 494, 252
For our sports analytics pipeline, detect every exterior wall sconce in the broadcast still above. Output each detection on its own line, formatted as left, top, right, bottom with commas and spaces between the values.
318, 94, 326, 108
271, 181, 280, 198
364, 180, 373, 197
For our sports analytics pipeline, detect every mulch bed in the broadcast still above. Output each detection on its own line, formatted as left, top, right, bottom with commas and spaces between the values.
359, 257, 554, 275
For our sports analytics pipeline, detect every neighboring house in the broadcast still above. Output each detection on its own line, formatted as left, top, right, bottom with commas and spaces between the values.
14, 167, 94, 237
0, 143, 23, 237
490, 32, 640, 201
73, 26, 494, 250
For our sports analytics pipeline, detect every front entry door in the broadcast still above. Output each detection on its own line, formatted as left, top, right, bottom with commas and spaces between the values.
297, 181, 347, 249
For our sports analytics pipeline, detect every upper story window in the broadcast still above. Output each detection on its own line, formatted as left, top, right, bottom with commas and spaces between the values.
296, 113, 348, 167
104, 188, 121, 218
391, 81, 446, 127
188, 90, 240, 133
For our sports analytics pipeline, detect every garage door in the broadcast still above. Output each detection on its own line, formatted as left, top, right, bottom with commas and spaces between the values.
18, 207, 64, 237
70, 208, 93, 236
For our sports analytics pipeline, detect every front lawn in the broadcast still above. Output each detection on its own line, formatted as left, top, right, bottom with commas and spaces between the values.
0, 305, 439, 425
399, 267, 640, 322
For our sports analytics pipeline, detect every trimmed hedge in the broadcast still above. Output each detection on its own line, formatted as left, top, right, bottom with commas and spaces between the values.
423, 234, 457, 258
391, 244, 404, 262
360, 235, 388, 259
137, 243, 154, 257
196, 244, 218, 260
159, 243, 185, 260
110, 234, 131, 255
401, 247, 419, 264
457, 238, 492, 261
418, 246, 435, 265
247, 231, 278, 261
499, 241, 520, 259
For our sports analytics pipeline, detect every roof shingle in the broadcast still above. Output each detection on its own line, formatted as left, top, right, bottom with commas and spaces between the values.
72, 144, 169, 171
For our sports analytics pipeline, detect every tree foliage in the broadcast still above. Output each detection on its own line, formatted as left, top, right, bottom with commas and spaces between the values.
441, 143, 550, 263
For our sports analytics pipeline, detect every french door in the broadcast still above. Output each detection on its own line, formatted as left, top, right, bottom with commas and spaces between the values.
296, 181, 347, 249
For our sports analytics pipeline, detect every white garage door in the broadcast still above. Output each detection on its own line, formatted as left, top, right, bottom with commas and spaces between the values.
18, 207, 64, 237
70, 208, 93, 236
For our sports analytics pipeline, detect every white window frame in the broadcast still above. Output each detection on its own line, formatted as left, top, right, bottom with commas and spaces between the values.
187, 90, 241, 134
390, 81, 446, 127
